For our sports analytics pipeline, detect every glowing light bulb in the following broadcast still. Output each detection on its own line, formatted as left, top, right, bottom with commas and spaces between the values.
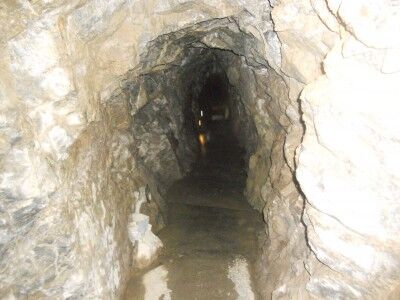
198, 133, 206, 146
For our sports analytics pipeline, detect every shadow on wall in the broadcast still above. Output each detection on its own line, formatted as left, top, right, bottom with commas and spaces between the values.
1, 0, 400, 298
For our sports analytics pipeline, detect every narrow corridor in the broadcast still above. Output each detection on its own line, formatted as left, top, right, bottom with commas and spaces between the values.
4, 1, 399, 298
124, 121, 264, 299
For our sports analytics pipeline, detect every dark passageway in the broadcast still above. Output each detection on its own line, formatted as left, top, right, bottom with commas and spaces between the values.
4, 1, 400, 299
124, 78, 264, 299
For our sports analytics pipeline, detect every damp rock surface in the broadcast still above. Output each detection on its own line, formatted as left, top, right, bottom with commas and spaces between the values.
124, 122, 263, 300
0, 0, 400, 299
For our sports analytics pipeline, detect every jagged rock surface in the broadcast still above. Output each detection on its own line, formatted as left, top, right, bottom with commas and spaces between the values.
1, 0, 400, 299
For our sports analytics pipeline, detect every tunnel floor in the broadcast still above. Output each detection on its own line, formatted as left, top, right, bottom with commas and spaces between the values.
124, 121, 264, 299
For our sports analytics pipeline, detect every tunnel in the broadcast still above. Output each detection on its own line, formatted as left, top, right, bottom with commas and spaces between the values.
125, 52, 262, 298
1, 0, 400, 299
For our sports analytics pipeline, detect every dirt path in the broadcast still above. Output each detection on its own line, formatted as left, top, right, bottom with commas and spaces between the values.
124, 122, 264, 300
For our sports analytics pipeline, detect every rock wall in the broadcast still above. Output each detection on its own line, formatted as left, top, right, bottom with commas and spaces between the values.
1, 0, 400, 299
296, 1, 400, 298
0, 1, 268, 298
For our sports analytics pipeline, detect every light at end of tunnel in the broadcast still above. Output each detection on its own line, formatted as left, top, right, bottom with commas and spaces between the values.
198, 133, 206, 146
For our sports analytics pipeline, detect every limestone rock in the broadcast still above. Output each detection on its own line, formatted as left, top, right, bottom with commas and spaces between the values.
127, 186, 163, 269
1, 0, 400, 299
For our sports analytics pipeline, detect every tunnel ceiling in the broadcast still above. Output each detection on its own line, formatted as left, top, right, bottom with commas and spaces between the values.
123, 18, 265, 194
134, 18, 268, 75
1, 0, 400, 299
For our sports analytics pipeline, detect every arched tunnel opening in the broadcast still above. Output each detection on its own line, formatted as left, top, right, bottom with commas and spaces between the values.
2, 1, 400, 299
125, 40, 266, 298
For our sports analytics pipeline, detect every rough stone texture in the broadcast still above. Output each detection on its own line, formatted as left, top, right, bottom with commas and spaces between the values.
296, 1, 400, 297
127, 186, 163, 269
0, 1, 268, 298
1, 0, 400, 299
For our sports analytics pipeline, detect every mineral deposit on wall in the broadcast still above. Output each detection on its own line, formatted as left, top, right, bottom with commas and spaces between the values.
0, 0, 399, 299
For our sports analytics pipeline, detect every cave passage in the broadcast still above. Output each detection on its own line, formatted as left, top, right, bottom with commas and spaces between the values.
124, 68, 264, 299
3, 1, 400, 298
194, 73, 232, 156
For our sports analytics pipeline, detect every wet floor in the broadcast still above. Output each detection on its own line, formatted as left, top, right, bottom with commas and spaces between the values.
124, 121, 264, 300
